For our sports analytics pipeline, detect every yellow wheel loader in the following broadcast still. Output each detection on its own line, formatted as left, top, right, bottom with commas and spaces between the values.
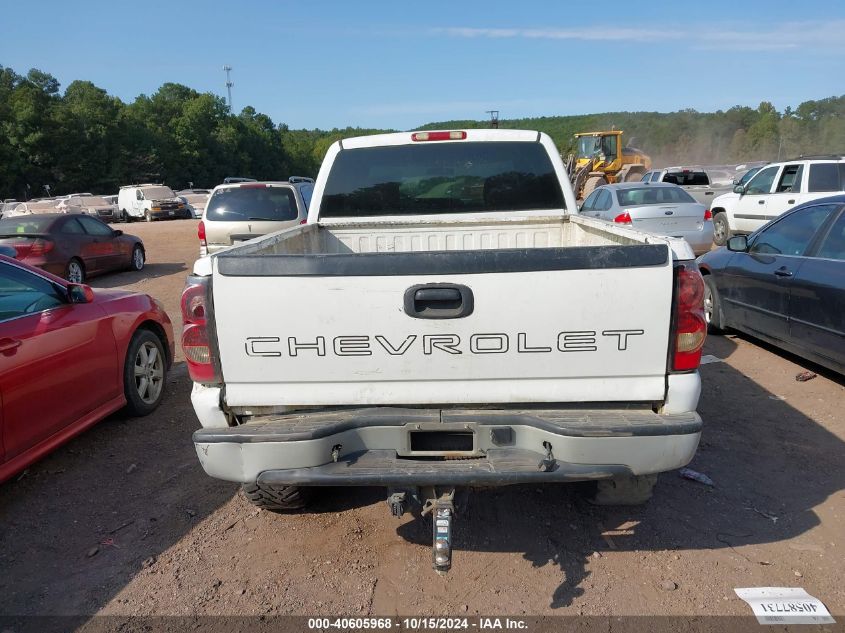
564, 131, 652, 200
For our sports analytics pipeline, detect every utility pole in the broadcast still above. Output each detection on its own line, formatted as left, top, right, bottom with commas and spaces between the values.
486, 110, 499, 129
223, 65, 234, 112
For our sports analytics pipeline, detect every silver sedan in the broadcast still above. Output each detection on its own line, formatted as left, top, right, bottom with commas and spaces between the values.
579, 182, 714, 255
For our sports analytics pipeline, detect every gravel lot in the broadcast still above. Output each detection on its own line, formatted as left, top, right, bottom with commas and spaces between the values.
0, 219, 843, 622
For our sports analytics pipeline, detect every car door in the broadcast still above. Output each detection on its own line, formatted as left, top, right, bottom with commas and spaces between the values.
788, 204, 845, 369
77, 215, 121, 271
133, 189, 145, 217
721, 203, 837, 341
0, 261, 118, 460
766, 163, 805, 218
732, 165, 781, 234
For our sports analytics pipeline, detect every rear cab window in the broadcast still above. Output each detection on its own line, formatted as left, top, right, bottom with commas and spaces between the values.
320, 141, 564, 218
206, 186, 298, 222
663, 171, 710, 186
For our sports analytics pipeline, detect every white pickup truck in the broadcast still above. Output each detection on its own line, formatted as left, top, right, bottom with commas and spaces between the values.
183, 129, 706, 572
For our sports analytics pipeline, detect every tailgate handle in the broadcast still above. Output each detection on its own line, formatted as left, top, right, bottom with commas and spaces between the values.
404, 284, 474, 319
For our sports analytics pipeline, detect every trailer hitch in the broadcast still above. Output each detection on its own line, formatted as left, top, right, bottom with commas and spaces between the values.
421, 486, 455, 574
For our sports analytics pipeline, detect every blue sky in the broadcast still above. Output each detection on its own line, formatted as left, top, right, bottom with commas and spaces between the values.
2, 0, 844, 130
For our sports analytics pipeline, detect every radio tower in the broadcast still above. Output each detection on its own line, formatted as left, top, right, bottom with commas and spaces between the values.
223, 65, 234, 112
486, 110, 499, 129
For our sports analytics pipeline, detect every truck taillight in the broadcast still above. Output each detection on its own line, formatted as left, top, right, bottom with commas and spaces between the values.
198, 220, 206, 243
672, 263, 707, 372
703, 209, 712, 221
613, 212, 632, 224
181, 278, 221, 384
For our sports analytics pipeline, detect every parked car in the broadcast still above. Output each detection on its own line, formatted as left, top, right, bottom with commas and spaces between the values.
709, 156, 845, 246
0, 201, 21, 217
580, 182, 714, 255
176, 189, 211, 219
4, 200, 62, 217
117, 184, 190, 222
57, 195, 119, 222
0, 255, 173, 483
198, 180, 311, 255
699, 195, 845, 374
639, 167, 733, 206
0, 214, 145, 283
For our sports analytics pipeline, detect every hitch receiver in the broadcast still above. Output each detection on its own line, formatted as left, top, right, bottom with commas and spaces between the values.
422, 487, 455, 573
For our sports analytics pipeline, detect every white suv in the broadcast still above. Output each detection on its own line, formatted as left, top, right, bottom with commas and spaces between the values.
710, 156, 845, 245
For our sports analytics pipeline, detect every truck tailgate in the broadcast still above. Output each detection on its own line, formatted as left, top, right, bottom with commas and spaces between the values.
211, 245, 674, 406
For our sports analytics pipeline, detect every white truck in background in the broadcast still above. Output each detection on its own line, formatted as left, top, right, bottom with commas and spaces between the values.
182, 129, 707, 572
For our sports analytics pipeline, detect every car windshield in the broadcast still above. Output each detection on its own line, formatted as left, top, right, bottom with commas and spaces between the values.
205, 186, 298, 222
0, 216, 56, 234
321, 141, 564, 218
577, 136, 602, 158
140, 186, 176, 200
738, 167, 762, 185
617, 186, 697, 206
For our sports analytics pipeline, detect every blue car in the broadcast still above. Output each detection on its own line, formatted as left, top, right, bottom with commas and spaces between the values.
698, 195, 845, 374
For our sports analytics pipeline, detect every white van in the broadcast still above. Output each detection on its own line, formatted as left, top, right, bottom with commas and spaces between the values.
117, 184, 191, 222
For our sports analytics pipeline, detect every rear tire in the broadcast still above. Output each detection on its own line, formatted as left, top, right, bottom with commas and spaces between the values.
584, 474, 658, 506
123, 329, 167, 416
144, 209, 152, 223
703, 276, 724, 333
121, 209, 131, 223
65, 258, 86, 284
712, 212, 731, 246
242, 483, 312, 511
581, 176, 607, 199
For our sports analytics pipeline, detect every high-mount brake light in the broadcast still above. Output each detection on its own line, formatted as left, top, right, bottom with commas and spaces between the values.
180, 279, 221, 384
412, 131, 467, 142
613, 212, 632, 224
240, 183, 267, 188
671, 263, 707, 372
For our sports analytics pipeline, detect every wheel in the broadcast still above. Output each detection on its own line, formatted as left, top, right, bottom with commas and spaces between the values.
121, 209, 132, 223
583, 474, 658, 506
712, 212, 731, 246
242, 482, 312, 511
581, 176, 607, 199
144, 209, 152, 223
65, 258, 86, 284
130, 245, 145, 271
123, 329, 167, 416
703, 276, 725, 333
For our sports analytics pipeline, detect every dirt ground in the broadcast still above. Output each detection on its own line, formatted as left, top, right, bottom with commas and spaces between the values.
0, 219, 843, 623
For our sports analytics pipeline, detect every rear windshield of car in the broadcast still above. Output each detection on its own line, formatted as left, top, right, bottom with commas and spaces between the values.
663, 171, 710, 186
74, 196, 110, 206
616, 186, 697, 206
140, 186, 176, 200
0, 216, 56, 234
807, 163, 845, 192
205, 186, 298, 222
320, 141, 565, 218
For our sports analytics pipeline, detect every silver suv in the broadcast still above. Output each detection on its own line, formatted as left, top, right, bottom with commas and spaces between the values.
199, 179, 314, 255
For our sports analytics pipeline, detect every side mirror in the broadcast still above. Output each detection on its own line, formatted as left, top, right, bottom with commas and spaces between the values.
113, 229, 123, 237
733, 184, 746, 195
68, 283, 95, 304
727, 235, 748, 252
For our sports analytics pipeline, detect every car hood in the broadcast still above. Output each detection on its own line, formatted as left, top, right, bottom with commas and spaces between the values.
712, 191, 740, 206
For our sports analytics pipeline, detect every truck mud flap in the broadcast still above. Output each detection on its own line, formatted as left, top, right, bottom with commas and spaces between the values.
256, 448, 631, 487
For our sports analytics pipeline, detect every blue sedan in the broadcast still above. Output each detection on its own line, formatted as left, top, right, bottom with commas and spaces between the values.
698, 195, 845, 374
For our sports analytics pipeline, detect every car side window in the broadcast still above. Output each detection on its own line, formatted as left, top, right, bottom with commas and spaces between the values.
0, 263, 66, 322
745, 165, 780, 195
581, 190, 600, 211
61, 218, 86, 234
640, 172, 651, 183
78, 216, 114, 237
815, 208, 845, 261
807, 163, 844, 193
596, 189, 612, 211
749, 205, 836, 257
650, 172, 661, 183
775, 164, 804, 193
136, 190, 143, 200
299, 184, 314, 208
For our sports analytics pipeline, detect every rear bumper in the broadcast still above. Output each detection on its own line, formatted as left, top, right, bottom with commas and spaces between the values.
193, 407, 702, 485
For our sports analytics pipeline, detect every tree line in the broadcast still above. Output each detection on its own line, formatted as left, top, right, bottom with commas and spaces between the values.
2, 63, 843, 199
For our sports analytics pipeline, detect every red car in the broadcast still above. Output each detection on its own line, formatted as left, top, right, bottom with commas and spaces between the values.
0, 213, 145, 283
0, 255, 174, 483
